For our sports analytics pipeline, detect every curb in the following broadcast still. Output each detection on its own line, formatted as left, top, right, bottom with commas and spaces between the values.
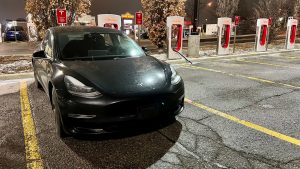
0, 72, 34, 80
0, 54, 32, 57
165, 49, 300, 65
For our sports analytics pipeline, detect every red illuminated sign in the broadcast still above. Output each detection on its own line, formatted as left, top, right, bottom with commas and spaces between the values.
56, 9, 67, 25
135, 12, 143, 25
235, 16, 240, 26
268, 17, 272, 26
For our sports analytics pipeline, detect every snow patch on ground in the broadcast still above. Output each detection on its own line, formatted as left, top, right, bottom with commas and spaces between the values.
0, 60, 32, 74
150, 43, 300, 60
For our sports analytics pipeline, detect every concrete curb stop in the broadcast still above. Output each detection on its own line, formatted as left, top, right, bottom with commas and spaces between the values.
0, 72, 34, 80
0, 54, 32, 57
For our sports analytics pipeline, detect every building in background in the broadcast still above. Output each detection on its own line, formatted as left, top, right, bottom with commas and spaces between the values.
121, 12, 135, 35
74, 14, 96, 26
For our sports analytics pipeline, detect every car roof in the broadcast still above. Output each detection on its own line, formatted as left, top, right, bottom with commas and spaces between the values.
49, 26, 121, 35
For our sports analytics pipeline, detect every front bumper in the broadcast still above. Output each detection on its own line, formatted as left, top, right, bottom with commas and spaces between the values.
56, 87, 184, 134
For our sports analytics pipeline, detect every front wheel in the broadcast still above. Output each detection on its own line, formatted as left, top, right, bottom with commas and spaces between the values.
52, 88, 69, 138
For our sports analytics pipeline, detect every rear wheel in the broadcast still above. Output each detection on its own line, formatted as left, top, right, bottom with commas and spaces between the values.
52, 88, 69, 138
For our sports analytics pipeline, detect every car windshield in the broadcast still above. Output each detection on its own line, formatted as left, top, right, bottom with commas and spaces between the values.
58, 32, 146, 60
7, 26, 24, 31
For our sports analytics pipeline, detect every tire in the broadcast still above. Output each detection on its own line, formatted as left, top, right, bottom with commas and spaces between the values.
52, 88, 69, 138
34, 73, 43, 90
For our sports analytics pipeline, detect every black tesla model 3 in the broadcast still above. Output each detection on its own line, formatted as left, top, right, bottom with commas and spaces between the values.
32, 26, 184, 138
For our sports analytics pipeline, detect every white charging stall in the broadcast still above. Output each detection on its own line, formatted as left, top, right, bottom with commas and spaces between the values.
255, 18, 269, 52
167, 16, 184, 59
134, 25, 139, 41
217, 17, 232, 55
188, 25, 193, 36
97, 14, 121, 30
285, 18, 298, 50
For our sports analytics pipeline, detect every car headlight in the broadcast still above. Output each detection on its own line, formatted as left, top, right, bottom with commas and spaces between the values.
170, 66, 181, 85
64, 76, 101, 98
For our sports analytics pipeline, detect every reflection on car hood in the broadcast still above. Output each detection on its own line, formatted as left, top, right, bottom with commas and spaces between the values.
62, 56, 168, 97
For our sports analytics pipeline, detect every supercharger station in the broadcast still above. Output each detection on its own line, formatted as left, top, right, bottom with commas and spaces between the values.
97, 14, 121, 30
167, 16, 184, 60
255, 18, 269, 52
285, 18, 298, 50
217, 17, 232, 55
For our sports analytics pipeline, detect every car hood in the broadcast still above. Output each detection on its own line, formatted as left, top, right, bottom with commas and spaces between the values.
62, 56, 168, 97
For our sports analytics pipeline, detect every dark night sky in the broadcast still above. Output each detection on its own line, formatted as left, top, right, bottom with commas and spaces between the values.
91, 0, 142, 16
0, 0, 26, 21
0, 0, 142, 22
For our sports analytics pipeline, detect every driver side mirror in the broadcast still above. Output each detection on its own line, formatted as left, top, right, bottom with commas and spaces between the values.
33, 50, 46, 58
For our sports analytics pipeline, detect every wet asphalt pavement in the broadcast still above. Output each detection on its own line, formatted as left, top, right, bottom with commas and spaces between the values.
1, 51, 300, 168
0, 42, 35, 56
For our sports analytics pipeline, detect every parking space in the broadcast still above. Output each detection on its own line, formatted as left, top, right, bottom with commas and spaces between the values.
1, 51, 300, 168
0, 42, 35, 56
177, 51, 300, 168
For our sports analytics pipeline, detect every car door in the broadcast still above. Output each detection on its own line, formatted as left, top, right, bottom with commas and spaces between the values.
40, 31, 54, 94
33, 41, 45, 87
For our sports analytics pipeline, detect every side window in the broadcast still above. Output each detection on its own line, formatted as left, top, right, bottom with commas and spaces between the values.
44, 31, 53, 58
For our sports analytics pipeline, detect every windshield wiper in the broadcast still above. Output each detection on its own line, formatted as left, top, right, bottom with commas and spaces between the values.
61, 53, 143, 61
113, 56, 134, 60
62, 56, 126, 61
62, 57, 93, 61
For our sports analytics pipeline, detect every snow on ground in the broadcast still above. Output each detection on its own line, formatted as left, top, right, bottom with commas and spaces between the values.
0, 60, 32, 74
150, 43, 300, 60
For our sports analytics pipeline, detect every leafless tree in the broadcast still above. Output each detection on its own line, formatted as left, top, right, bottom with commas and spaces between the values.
253, 0, 295, 42
216, 0, 240, 17
25, 0, 91, 39
185, 0, 194, 21
294, 0, 300, 18
141, 0, 186, 48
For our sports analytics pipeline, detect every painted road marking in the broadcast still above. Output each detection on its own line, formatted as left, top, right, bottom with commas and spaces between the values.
180, 64, 300, 90
288, 56, 300, 59
234, 59, 300, 70
184, 98, 300, 147
20, 81, 43, 169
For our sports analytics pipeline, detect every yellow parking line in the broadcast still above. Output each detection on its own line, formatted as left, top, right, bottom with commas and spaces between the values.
235, 59, 300, 70
184, 98, 300, 146
180, 64, 300, 90
288, 56, 300, 59
20, 81, 43, 169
